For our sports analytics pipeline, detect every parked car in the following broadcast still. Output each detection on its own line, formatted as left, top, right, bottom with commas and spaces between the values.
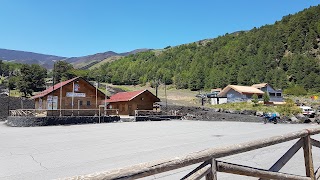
299, 106, 315, 118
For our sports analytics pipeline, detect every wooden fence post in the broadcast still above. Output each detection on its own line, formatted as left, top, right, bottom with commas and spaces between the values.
206, 158, 217, 180
303, 135, 315, 180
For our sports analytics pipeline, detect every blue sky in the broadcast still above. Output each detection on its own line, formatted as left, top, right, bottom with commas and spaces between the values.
0, 1, 319, 57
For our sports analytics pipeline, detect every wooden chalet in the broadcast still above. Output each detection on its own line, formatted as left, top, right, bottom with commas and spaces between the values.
218, 85, 264, 103
106, 89, 160, 116
31, 77, 106, 116
251, 83, 283, 102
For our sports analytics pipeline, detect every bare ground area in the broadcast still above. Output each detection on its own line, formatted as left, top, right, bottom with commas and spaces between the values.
1, 120, 319, 180
165, 105, 263, 122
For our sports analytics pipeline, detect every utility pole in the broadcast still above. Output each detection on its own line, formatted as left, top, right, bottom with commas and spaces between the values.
51, 61, 56, 116
155, 79, 158, 98
7, 72, 10, 116
165, 83, 167, 112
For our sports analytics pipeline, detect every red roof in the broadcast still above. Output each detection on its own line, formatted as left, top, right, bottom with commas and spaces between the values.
31, 77, 79, 99
106, 89, 151, 103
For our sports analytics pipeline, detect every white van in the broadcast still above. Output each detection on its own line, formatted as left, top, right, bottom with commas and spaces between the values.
299, 106, 315, 117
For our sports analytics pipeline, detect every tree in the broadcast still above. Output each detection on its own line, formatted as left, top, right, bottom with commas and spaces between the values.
0, 60, 3, 76
188, 66, 205, 91
53, 61, 74, 84
252, 94, 259, 106
16, 64, 47, 97
263, 92, 270, 103
283, 86, 307, 96
17, 64, 33, 97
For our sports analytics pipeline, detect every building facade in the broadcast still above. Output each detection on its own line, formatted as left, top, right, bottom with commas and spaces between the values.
218, 85, 264, 103
106, 89, 160, 116
31, 77, 106, 116
251, 83, 283, 102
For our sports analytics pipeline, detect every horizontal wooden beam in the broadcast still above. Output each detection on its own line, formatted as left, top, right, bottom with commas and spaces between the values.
217, 161, 311, 180
66, 128, 320, 180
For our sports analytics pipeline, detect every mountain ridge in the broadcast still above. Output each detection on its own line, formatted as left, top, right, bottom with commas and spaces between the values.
0, 48, 66, 69
0, 48, 150, 69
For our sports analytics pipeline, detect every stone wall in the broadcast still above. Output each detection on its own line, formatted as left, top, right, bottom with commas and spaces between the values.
0, 96, 35, 121
6, 116, 120, 127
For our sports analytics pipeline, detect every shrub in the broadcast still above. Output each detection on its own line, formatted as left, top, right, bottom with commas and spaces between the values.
283, 86, 307, 96
252, 94, 259, 106
276, 98, 302, 116
263, 92, 270, 103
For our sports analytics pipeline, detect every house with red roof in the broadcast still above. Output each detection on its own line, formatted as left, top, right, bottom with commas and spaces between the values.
31, 77, 106, 116
106, 89, 160, 115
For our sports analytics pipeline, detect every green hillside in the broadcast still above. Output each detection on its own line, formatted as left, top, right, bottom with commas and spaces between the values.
91, 5, 320, 91
89, 56, 123, 70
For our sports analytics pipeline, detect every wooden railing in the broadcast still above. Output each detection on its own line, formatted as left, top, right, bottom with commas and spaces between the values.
134, 110, 162, 116
9, 109, 42, 116
134, 110, 180, 116
66, 128, 320, 180
9, 109, 119, 117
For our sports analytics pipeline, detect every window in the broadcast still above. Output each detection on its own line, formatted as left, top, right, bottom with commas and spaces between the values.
269, 93, 275, 97
87, 101, 91, 106
276, 93, 282, 97
79, 101, 83, 106
258, 95, 262, 98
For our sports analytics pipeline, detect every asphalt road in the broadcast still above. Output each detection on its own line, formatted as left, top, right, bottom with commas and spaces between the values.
1, 120, 320, 180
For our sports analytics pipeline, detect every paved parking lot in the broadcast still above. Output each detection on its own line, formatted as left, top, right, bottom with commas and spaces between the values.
1, 120, 320, 180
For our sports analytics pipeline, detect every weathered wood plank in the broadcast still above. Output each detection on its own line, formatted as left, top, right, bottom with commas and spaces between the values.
181, 161, 209, 180
303, 136, 315, 179
311, 138, 320, 148
66, 128, 320, 180
217, 161, 311, 180
206, 159, 217, 180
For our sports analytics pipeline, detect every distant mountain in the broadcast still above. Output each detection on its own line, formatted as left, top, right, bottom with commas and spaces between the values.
65, 49, 150, 69
0, 48, 149, 69
0, 48, 65, 69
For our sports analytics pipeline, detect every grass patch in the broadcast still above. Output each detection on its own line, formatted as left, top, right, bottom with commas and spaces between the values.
212, 101, 302, 116
10, 90, 22, 97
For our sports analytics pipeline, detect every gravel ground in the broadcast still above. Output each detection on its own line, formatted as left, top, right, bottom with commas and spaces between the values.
165, 105, 263, 122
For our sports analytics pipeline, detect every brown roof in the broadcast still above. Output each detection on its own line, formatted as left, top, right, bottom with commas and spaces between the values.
31, 77, 106, 99
251, 83, 268, 89
218, 85, 264, 97
31, 77, 79, 99
105, 89, 160, 103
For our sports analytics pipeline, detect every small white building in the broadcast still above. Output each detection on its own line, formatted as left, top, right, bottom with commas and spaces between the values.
210, 97, 228, 105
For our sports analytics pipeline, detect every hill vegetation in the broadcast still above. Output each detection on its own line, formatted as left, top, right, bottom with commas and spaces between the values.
90, 5, 320, 92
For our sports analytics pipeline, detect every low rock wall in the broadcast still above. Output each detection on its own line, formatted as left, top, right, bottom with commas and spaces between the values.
0, 96, 34, 121
135, 115, 181, 122
6, 116, 120, 127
